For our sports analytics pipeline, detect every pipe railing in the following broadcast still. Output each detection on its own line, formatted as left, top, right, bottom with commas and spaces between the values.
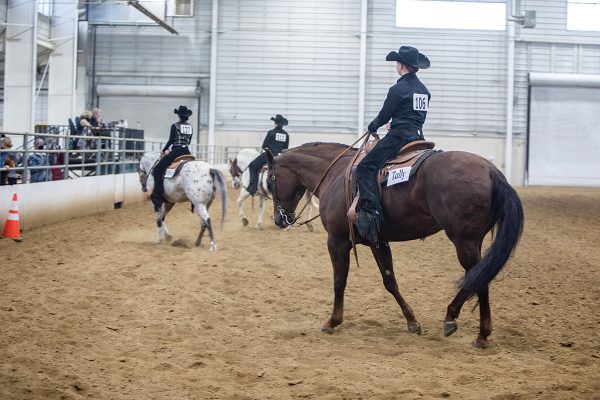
0, 126, 243, 184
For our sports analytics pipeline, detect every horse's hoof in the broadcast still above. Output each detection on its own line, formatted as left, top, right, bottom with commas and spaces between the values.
242, 218, 249, 227
209, 243, 217, 252
195, 240, 202, 247
444, 321, 458, 337
165, 234, 173, 243
408, 321, 422, 335
321, 325, 335, 334
306, 224, 314, 232
473, 337, 489, 349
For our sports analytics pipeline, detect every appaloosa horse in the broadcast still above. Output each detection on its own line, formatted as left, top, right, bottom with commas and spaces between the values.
138, 153, 227, 250
266, 142, 524, 348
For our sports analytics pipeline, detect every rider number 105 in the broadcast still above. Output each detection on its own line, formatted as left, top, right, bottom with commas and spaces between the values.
413, 94, 429, 111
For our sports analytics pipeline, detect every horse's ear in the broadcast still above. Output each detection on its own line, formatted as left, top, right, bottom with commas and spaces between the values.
265, 149, 274, 167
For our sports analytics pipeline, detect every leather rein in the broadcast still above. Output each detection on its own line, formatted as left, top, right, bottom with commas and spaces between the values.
282, 131, 374, 227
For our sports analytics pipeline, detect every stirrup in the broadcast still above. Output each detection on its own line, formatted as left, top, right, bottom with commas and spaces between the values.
347, 195, 360, 223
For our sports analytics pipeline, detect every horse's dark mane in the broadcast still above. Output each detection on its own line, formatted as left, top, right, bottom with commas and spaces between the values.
284, 142, 354, 153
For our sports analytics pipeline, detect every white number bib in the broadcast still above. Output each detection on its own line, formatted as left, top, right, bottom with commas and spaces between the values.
180, 124, 192, 135
413, 93, 429, 111
275, 133, 287, 142
387, 166, 412, 186
164, 168, 176, 179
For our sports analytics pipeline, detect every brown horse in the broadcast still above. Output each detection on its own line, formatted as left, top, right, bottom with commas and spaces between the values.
265, 142, 524, 348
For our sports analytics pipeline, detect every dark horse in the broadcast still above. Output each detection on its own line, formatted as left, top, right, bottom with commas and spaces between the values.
266, 142, 524, 348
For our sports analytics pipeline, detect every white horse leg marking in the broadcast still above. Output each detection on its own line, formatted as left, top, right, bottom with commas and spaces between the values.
237, 190, 251, 227
155, 203, 173, 243
195, 204, 216, 251
257, 195, 266, 228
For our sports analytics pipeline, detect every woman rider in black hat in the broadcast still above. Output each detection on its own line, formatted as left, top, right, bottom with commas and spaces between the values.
246, 114, 290, 195
151, 105, 194, 209
354, 46, 431, 245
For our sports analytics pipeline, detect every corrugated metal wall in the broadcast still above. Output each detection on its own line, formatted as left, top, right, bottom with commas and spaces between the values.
73, 0, 600, 144
215, 0, 361, 134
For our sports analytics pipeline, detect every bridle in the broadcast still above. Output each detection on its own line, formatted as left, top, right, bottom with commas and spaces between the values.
270, 131, 374, 228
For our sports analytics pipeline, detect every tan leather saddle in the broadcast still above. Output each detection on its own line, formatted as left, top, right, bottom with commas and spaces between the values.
346, 140, 437, 223
168, 154, 196, 169
163, 154, 196, 179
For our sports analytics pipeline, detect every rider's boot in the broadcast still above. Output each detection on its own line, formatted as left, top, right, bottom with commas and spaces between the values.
355, 209, 383, 245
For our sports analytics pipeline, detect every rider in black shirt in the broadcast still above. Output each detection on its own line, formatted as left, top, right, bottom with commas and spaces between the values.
246, 114, 290, 195
151, 105, 193, 210
355, 46, 431, 245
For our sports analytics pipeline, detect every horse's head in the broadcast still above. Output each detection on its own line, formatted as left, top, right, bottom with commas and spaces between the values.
229, 158, 243, 189
138, 153, 159, 193
266, 149, 306, 228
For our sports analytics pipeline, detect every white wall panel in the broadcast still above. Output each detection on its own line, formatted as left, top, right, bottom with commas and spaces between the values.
215, 0, 361, 135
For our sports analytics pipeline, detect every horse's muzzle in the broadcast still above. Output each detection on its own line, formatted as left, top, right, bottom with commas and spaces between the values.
275, 206, 295, 228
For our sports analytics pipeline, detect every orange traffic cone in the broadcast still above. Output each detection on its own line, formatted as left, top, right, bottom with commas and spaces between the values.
3, 193, 22, 242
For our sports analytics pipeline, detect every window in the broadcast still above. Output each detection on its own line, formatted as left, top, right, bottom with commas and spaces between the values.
167, 0, 194, 17
396, 0, 506, 30
38, 0, 52, 16
567, 0, 600, 31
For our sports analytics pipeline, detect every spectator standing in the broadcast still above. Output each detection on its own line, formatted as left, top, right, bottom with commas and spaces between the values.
1, 136, 13, 185
28, 139, 48, 183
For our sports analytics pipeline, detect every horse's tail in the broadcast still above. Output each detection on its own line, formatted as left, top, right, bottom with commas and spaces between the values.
459, 166, 524, 300
210, 168, 228, 231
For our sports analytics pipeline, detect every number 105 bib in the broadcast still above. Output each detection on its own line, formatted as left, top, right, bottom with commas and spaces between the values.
413, 93, 429, 111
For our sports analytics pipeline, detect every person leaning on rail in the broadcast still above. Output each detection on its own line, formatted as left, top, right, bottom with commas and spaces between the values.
353, 45, 432, 245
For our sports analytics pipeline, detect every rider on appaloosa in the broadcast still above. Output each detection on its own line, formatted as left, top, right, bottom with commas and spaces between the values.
151, 105, 194, 210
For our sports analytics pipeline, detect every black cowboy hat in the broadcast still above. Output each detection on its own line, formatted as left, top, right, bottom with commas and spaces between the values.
386, 46, 430, 69
174, 105, 193, 118
270, 114, 288, 126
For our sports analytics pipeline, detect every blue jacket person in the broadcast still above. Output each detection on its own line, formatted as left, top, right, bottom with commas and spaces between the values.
151, 105, 194, 210
355, 46, 431, 244
246, 114, 290, 195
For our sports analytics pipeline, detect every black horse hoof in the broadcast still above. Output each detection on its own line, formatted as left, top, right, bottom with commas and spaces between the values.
320, 325, 335, 334
444, 321, 458, 337
408, 321, 422, 335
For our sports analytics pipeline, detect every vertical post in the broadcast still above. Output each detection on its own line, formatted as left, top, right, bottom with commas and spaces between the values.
505, 0, 515, 184
357, 0, 368, 137
64, 127, 70, 179
23, 132, 30, 183
207, 0, 219, 164
96, 137, 101, 176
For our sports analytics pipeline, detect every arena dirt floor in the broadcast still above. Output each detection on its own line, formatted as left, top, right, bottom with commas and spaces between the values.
1, 185, 599, 399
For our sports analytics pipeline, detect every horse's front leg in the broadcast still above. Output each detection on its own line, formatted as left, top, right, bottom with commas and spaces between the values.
237, 190, 251, 227
256, 195, 266, 228
321, 235, 352, 334
155, 202, 175, 243
195, 204, 216, 251
371, 243, 421, 334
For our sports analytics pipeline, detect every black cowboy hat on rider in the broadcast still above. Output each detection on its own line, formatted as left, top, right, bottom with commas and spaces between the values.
246, 114, 290, 195
151, 105, 194, 210
354, 46, 431, 245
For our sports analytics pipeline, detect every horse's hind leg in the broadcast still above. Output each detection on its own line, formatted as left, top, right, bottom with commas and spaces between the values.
444, 239, 491, 348
195, 203, 216, 251
322, 235, 352, 334
195, 197, 213, 247
155, 202, 175, 243
371, 243, 421, 334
